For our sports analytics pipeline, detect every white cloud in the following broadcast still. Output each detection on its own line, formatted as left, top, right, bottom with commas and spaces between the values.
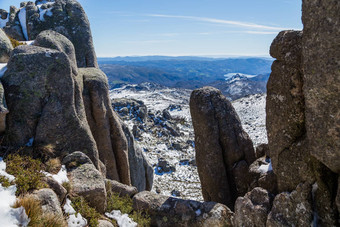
147, 14, 292, 31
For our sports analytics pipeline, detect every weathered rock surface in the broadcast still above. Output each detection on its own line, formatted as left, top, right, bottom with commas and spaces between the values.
0, 28, 13, 63
255, 143, 269, 159
266, 183, 313, 226
65, 152, 107, 213
302, 0, 340, 174
121, 121, 153, 191
190, 86, 255, 209
0, 83, 9, 135
31, 188, 63, 216
1, 45, 100, 168
98, 220, 114, 227
43, 176, 67, 203
267, 30, 315, 192
81, 67, 130, 185
33, 30, 78, 75
1, 0, 98, 68
112, 98, 148, 122
133, 191, 233, 227
248, 157, 277, 195
105, 179, 138, 198
234, 187, 272, 227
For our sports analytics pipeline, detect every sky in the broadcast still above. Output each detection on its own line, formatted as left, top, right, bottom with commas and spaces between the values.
0, 0, 302, 57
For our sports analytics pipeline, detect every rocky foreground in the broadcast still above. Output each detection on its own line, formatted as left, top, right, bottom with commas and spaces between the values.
0, 0, 339, 226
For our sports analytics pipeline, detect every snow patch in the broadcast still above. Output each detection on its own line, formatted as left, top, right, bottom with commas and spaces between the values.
64, 199, 87, 227
43, 165, 69, 184
25, 137, 34, 147
0, 14, 9, 28
0, 157, 30, 227
0, 63, 7, 78
18, 7, 28, 41
106, 210, 137, 227
258, 162, 272, 173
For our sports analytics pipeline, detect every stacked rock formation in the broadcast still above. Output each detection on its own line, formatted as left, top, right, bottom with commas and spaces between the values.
1, 0, 98, 68
190, 86, 256, 209
0, 0, 152, 191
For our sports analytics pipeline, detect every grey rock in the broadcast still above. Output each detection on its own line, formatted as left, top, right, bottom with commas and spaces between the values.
2, 0, 98, 68
121, 121, 153, 191
98, 220, 114, 227
32, 188, 63, 216
0, 83, 9, 135
267, 31, 314, 192
133, 191, 233, 227
69, 162, 107, 213
82, 67, 130, 185
266, 183, 313, 227
337, 177, 340, 216
190, 86, 255, 209
302, 0, 340, 174
112, 98, 148, 122
0, 28, 13, 63
255, 143, 269, 159
34, 30, 78, 75
1, 45, 100, 169
43, 176, 67, 203
105, 179, 138, 198
234, 187, 272, 227
62, 151, 93, 170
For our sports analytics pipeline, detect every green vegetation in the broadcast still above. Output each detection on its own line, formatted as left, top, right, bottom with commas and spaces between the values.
5, 154, 47, 196
13, 195, 66, 227
70, 196, 101, 227
106, 191, 151, 227
7, 36, 26, 48
0, 175, 13, 187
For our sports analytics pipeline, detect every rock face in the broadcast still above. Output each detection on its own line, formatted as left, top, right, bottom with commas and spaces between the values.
81, 67, 131, 185
1, 44, 100, 169
302, 0, 340, 174
1, 0, 98, 68
121, 122, 153, 191
190, 86, 255, 209
266, 183, 313, 226
0, 28, 13, 63
234, 187, 272, 227
133, 191, 233, 227
64, 152, 107, 213
105, 179, 138, 198
0, 83, 9, 135
32, 188, 63, 216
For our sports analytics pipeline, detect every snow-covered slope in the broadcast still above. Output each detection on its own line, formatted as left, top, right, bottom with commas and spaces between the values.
110, 84, 267, 201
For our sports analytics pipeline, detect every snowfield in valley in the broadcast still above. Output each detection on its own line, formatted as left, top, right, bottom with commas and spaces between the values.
110, 83, 267, 201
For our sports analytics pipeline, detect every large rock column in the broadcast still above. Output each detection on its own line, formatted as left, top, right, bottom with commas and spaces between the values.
81, 67, 131, 185
190, 86, 255, 209
302, 0, 340, 174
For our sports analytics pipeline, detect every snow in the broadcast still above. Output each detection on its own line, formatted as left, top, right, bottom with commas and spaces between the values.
36, 1, 55, 21
43, 165, 69, 184
25, 137, 34, 147
0, 157, 30, 227
68, 213, 87, 227
195, 209, 201, 216
258, 161, 273, 173
224, 73, 256, 80
106, 210, 137, 227
18, 7, 28, 41
0, 64, 7, 78
0, 14, 9, 28
64, 199, 87, 227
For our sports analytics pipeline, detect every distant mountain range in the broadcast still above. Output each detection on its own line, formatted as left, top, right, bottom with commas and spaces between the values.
98, 56, 273, 99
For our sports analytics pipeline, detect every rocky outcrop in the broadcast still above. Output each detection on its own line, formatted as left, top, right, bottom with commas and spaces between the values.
190, 86, 255, 209
1, 44, 100, 169
1, 0, 98, 68
64, 152, 107, 213
266, 30, 314, 192
112, 98, 148, 122
0, 28, 13, 63
31, 188, 63, 217
266, 183, 313, 226
0, 83, 8, 135
133, 191, 233, 227
121, 122, 153, 191
302, 0, 340, 174
105, 179, 138, 198
82, 67, 131, 185
234, 187, 272, 227
43, 176, 67, 203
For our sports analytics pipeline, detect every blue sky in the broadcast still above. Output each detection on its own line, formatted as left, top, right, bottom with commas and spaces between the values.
0, 0, 302, 57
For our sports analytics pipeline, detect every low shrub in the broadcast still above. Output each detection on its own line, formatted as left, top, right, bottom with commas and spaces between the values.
0, 175, 13, 187
13, 195, 66, 227
5, 154, 46, 195
7, 36, 26, 48
71, 196, 101, 227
